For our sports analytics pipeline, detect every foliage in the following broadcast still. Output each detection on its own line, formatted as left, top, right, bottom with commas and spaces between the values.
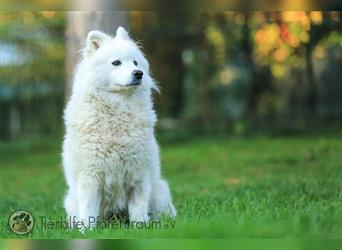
1, 12, 342, 140
132, 12, 342, 133
0, 12, 65, 139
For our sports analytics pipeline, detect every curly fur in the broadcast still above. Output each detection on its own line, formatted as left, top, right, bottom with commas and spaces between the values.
62, 27, 176, 229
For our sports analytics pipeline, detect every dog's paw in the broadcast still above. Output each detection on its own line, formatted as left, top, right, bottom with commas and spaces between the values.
78, 216, 98, 232
129, 212, 149, 223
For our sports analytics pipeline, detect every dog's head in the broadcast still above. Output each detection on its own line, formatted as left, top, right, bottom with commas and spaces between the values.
81, 27, 157, 95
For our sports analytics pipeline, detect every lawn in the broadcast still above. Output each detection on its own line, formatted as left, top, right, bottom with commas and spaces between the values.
1, 134, 342, 239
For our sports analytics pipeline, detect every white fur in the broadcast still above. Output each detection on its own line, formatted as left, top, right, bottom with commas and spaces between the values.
62, 27, 176, 230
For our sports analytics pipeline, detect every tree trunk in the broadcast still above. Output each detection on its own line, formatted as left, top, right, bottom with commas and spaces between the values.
305, 43, 317, 117
241, 13, 257, 119
65, 11, 129, 101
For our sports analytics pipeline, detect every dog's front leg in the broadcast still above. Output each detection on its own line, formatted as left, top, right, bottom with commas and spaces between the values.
128, 178, 151, 222
77, 175, 102, 230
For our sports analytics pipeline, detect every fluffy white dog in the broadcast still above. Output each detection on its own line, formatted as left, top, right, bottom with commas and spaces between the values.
62, 27, 176, 229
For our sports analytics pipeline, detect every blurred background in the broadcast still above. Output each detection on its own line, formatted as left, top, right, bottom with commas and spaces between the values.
1, 11, 342, 141
1, 11, 342, 239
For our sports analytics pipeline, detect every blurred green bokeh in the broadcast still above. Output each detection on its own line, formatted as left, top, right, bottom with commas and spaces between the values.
1, 12, 342, 140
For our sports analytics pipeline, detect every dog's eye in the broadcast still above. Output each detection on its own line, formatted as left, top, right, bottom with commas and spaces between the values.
112, 60, 121, 66
133, 60, 138, 66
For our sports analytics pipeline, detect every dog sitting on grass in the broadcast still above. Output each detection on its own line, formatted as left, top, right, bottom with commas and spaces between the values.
62, 27, 176, 230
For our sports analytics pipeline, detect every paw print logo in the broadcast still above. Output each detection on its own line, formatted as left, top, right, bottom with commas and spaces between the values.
8, 209, 34, 235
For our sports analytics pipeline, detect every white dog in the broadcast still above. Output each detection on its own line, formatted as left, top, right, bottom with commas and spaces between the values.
62, 27, 176, 229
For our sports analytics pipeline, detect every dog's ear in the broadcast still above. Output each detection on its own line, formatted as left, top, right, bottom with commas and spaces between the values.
85, 30, 110, 56
115, 26, 130, 40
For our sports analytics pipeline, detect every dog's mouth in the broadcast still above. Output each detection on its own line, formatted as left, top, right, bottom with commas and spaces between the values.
117, 79, 141, 87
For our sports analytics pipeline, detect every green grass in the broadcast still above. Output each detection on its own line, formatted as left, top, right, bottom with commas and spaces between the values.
1, 135, 342, 239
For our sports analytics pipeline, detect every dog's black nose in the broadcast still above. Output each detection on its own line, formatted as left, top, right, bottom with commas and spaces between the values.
132, 70, 143, 80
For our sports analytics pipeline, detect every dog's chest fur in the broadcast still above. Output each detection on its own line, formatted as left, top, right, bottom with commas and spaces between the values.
65, 93, 156, 192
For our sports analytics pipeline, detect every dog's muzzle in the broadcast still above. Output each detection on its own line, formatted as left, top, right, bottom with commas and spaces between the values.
128, 70, 143, 86
129, 79, 142, 86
